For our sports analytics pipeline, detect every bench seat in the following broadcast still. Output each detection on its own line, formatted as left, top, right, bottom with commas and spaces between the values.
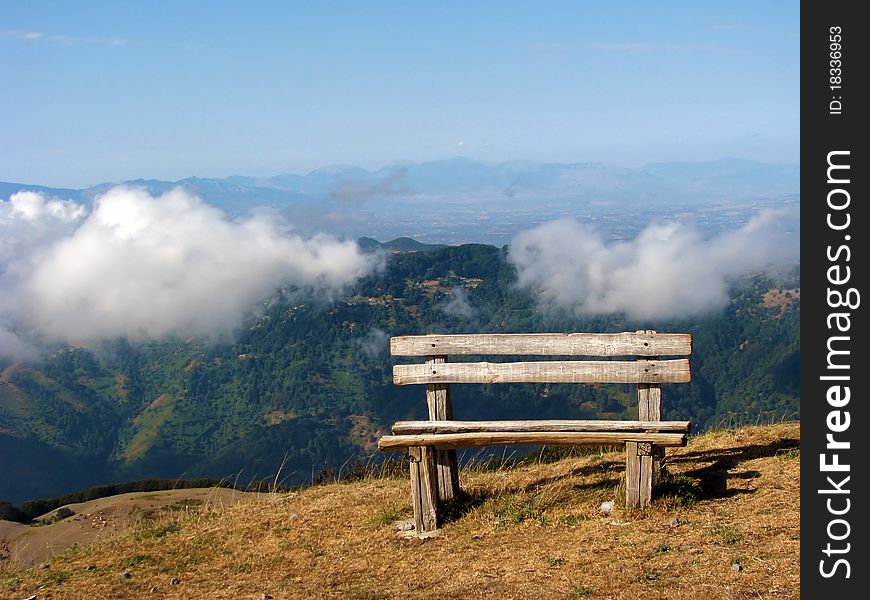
380, 430, 688, 450
379, 420, 690, 450
390, 419, 691, 434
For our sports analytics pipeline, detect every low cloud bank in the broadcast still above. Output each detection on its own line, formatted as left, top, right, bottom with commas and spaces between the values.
440, 287, 477, 320
355, 328, 390, 357
508, 210, 799, 320
1, 187, 380, 357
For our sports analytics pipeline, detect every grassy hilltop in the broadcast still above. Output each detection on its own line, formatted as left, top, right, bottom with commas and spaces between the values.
1, 422, 800, 600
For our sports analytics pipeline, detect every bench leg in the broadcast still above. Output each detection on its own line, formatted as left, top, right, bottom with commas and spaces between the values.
409, 448, 424, 532
625, 442, 640, 508
435, 449, 460, 502
425, 357, 461, 502
625, 442, 655, 508
638, 443, 654, 507
634, 332, 662, 507
409, 447, 439, 532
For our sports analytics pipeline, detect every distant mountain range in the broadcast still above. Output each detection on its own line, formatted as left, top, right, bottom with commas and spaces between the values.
1, 158, 799, 244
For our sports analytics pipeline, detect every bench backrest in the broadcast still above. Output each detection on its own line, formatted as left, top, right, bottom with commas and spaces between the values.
391, 332, 692, 386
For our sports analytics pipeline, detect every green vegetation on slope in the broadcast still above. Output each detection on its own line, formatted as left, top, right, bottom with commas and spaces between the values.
0, 243, 799, 504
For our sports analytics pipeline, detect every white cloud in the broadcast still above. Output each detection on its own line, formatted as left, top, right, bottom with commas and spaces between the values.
1, 30, 128, 46
530, 42, 694, 52
440, 287, 476, 320
0, 187, 380, 354
355, 328, 390, 358
1, 191, 87, 359
508, 210, 799, 320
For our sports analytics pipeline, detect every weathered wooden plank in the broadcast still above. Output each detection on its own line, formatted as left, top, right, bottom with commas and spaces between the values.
393, 359, 691, 385
637, 384, 663, 421
636, 334, 664, 505
639, 454, 654, 507
425, 356, 459, 502
408, 447, 423, 533
391, 419, 691, 435
625, 442, 641, 508
391, 332, 692, 357
639, 382, 666, 484
378, 431, 687, 451
418, 446, 439, 531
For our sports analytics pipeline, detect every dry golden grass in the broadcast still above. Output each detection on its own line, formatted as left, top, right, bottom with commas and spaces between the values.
0, 422, 799, 600
0, 488, 261, 568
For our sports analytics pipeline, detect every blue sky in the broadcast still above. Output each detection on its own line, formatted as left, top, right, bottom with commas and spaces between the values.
2, 1, 799, 188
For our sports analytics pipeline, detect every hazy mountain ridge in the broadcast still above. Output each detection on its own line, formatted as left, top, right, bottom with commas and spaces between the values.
1, 158, 799, 244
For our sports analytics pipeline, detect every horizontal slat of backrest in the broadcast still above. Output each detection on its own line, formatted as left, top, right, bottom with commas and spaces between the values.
392, 420, 691, 435
393, 359, 691, 385
390, 332, 692, 357
378, 431, 688, 451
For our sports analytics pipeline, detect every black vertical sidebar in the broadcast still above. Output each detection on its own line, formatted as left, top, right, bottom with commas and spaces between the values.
801, 1, 868, 596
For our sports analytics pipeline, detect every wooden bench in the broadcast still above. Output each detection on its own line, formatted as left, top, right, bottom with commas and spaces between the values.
378, 331, 692, 532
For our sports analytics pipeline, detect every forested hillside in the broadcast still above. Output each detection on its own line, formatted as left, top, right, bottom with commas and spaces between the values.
0, 241, 799, 504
